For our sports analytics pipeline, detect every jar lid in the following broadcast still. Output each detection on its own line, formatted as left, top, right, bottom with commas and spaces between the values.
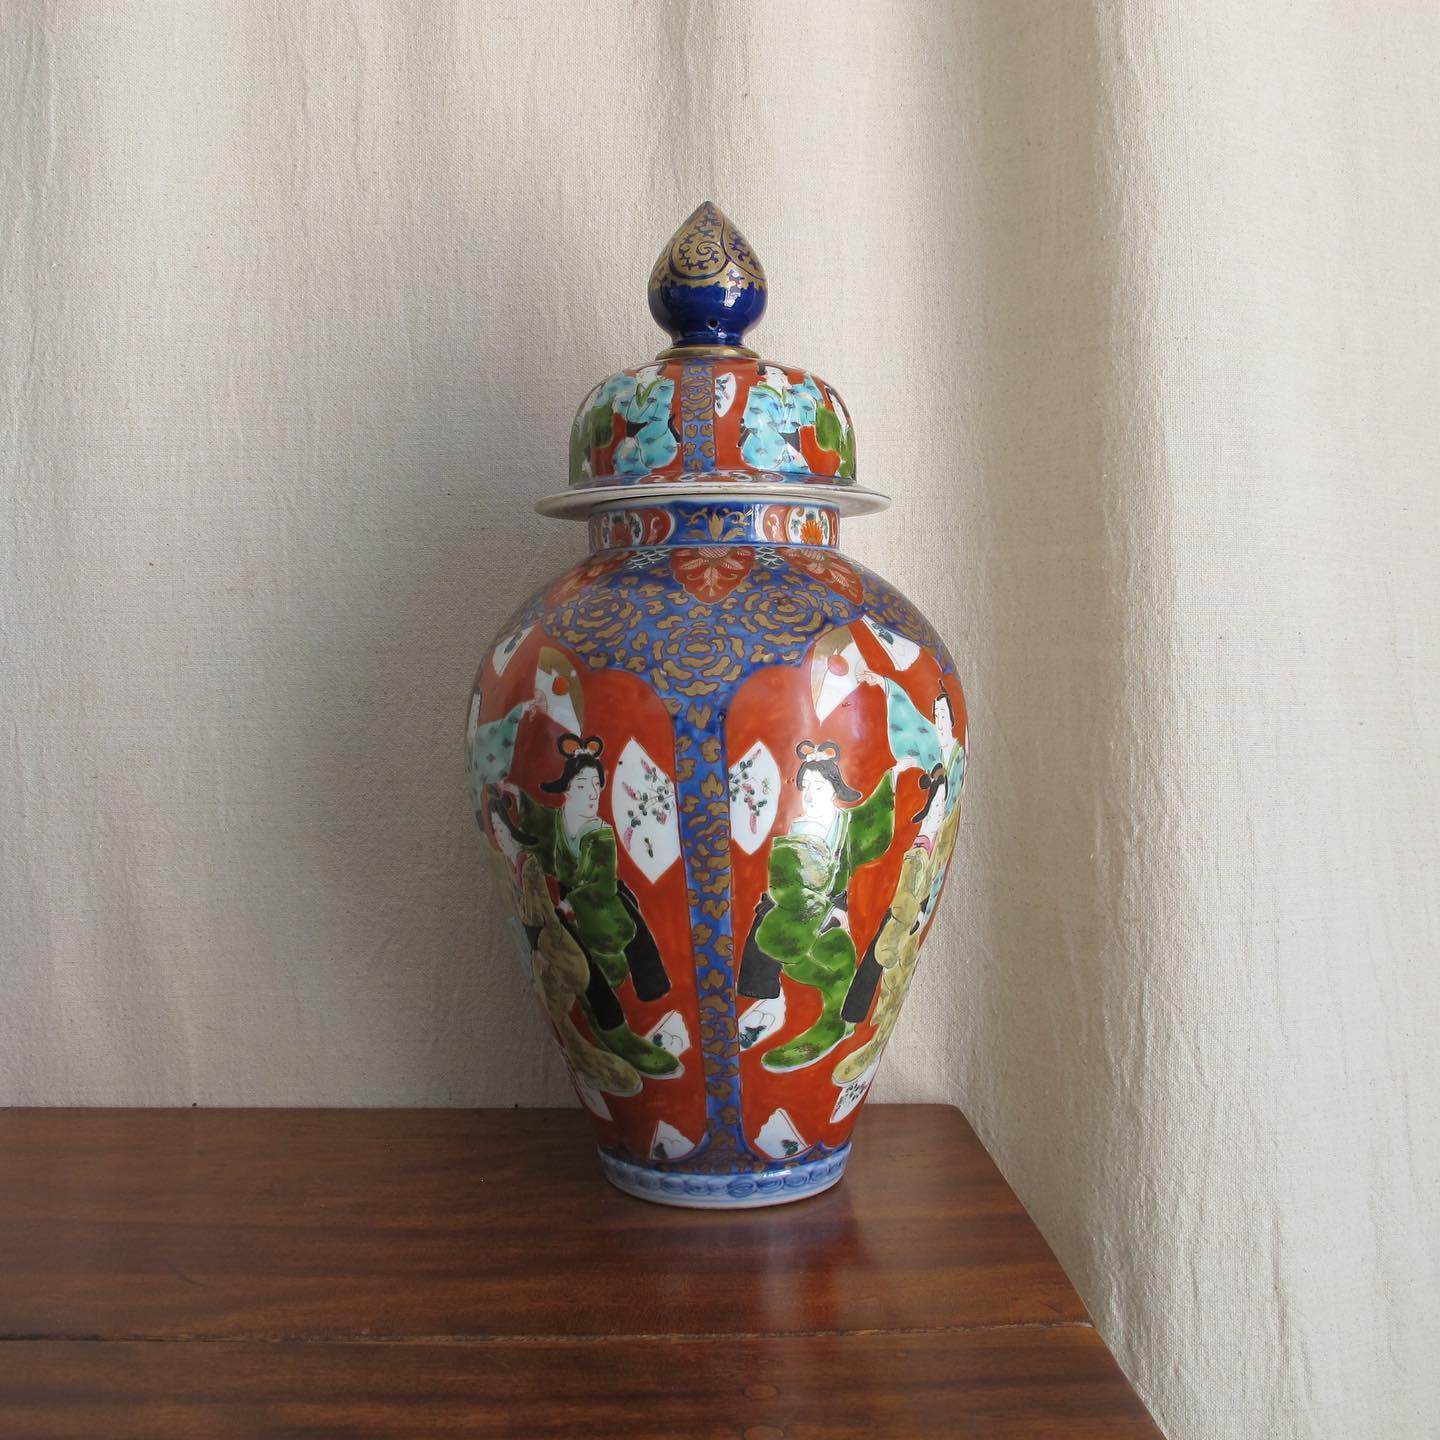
536, 202, 888, 519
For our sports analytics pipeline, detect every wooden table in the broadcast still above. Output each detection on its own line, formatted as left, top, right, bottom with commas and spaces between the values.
0, 1104, 1161, 1438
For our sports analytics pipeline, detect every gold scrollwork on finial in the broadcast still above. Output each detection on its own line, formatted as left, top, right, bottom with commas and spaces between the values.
649, 202, 767, 293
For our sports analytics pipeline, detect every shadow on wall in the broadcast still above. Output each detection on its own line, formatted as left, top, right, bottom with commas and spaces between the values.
283, 180, 584, 1107
955, 0, 1171, 1342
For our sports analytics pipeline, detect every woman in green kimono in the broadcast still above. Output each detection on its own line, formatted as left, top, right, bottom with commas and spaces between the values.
510, 734, 678, 1079
483, 791, 642, 1097
834, 765, 960, 1084
738, 740, 895, 1073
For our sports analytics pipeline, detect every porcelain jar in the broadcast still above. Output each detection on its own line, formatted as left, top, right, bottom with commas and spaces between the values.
465, 203, 968, 1207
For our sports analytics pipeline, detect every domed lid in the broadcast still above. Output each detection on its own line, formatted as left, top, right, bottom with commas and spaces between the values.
536, 203, 888, 520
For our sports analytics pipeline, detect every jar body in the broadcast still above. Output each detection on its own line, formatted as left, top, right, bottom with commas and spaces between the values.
465, 499, 966, 1207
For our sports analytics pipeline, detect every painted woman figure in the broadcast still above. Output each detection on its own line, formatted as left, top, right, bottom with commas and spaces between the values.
467, 685, 544, 817
510, 734, 678, 1079
834, 764, 961, 1084
738, 740, 894, 1072
483, 791, 642, 1098
856, 665, 965, 816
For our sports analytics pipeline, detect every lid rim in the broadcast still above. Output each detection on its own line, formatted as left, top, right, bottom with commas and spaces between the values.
535, 482, 890, 521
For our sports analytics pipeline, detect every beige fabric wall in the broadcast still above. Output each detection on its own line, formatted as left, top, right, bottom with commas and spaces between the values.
4, 3, 1437, 1436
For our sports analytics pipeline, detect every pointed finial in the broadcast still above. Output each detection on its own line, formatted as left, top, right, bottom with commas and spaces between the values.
647, 201, 767, 355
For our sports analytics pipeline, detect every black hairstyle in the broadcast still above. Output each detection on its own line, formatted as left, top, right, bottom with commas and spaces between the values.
933, 687, 956, 727
793, 739, 862, 803
910, 763, 949, 825
485, 787, 538, 849
540, 732, 606, 794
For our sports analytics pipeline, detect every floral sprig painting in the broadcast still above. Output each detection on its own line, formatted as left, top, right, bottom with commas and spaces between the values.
727, 741, 782, 856
621, 753, 675, 860
728, 752, 774, 835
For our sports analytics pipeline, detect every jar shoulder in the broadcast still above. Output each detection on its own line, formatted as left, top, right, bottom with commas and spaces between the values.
488, 544, 959, 689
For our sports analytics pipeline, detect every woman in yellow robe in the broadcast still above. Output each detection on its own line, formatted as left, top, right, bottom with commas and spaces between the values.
485, 791, 642, 1097
833, 765, 960, 1085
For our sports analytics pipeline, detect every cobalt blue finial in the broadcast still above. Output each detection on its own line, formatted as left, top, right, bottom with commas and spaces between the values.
647, 201, 767, 353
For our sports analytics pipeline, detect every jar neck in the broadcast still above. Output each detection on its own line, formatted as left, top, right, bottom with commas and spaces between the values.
587, 498, 840, 553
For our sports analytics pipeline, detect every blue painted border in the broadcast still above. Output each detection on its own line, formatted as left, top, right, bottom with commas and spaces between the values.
592, 498, 839, 550
599, 1143, 850, 1209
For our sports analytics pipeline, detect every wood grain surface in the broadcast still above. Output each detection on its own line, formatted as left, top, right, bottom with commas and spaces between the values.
0, 1105, 1163, 1437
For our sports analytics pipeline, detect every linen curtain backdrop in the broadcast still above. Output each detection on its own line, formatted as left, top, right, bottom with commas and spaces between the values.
4, 3, 1437, 1435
